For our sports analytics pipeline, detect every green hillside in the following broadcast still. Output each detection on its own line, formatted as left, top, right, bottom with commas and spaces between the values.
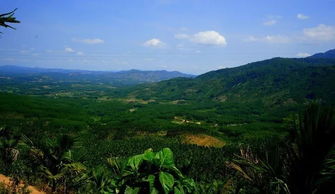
0, 50, 334, 194
128, 57, 335, 105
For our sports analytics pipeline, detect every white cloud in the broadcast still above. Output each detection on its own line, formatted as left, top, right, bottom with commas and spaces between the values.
297, 14, 309, 20
175, 33, 190, 39
64, 47, 84, 56
143, 38, 165, 47
296, 52, 311, 58
264, 35, 290, 43
262, 15, 281, 26
192, 31, 227, 46
176, 31, 227, 46
245, 35, 290, 44
263, 19, 277, 26
65, 47, 75, 53
303, 24, 335, 41
245, 36, 258, 42
76, 51, 84, 56
217, 65, 226, 69
73, 38, 104, 44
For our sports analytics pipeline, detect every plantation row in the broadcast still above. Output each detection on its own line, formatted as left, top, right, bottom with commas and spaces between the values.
1, 100, 334, 193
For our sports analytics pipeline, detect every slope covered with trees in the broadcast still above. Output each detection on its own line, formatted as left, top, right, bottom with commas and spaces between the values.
0, 49, 334, 193
128, 56, 335, 106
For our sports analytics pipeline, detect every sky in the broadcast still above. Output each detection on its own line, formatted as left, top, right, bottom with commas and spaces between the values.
0, 0, 335, 74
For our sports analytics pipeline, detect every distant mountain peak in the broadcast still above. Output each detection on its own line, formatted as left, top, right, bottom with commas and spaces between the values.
308, 49, 335, 59
0, 65, 194, 86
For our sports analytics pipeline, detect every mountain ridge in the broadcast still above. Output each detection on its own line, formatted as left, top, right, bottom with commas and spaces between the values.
0, 65, 194, 76
308, 49, 335, 59
0, 65, 194, 86
126, 49, 335, 105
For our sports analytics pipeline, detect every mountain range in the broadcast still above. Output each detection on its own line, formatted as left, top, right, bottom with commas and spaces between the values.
1, 49, 334, 106
126, 49, 335, 105
0, 66, 194, 86
308, 49, 335, 59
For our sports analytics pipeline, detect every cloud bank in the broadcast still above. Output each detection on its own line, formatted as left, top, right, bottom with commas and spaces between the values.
297, 14, 309, 20
263, 19, 277, 26
303, 24, 335, 41
175, 31, 227, 46
74, 38, 105, 44
64, 47, 75, 53
246, 35, 290, 44
143, 38, 165, 47
64, 47, 84, 56
296, 52, 311, 58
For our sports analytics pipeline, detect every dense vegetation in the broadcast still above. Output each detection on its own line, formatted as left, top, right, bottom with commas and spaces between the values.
125, 57, 335, 105
0, 50, 334, 193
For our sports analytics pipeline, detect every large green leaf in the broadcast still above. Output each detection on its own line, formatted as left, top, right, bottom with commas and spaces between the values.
125, 186, 140, 194
127, 154, 144, 171
174, 185, 185, 194
159, 171, 175, 194
150, 187, 159, 194
143, 148, 155, 161
154, 148, 175, 168
180, 178, 196, 193
171, 166, 184, 178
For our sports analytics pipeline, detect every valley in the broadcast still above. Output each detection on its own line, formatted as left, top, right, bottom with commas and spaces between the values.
0, 50, 334, 193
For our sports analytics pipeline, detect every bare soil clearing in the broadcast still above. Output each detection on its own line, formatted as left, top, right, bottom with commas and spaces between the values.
0, 174, 45, 194
181, 133, 225, 148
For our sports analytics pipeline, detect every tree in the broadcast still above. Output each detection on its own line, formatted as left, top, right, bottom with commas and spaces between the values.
27, 134, 86, 193
228, 102, 335, 194
0, 126, 20, 172
0, 8, 20, 32
226, 144, 289, 194
287, 101, 335, 194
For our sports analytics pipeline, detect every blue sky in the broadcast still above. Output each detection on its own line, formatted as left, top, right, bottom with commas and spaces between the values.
1, 0, 335, 74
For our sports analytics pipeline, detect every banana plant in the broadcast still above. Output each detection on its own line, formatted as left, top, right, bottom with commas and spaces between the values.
105, 148, 196, 194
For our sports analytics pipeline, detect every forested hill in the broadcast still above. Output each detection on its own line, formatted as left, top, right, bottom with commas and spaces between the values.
308, 49, 335, 59
127, 50, 335, 105
0, 66, 193, 86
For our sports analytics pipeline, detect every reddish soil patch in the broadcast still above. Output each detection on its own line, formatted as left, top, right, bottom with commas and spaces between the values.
181, 134, 225, 148
0, 174, 45, 194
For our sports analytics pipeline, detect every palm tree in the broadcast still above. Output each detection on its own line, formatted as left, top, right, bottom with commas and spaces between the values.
0, 126, 20, 172
27, 134, 86, 193
82, 166, 115, 194
287, 101, 335, 194
0, 9, 20, 31
228, 101, 335, 194
226, 144, 289, 194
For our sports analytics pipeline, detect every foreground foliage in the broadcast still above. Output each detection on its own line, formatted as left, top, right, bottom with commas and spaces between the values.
228, 101, 335, 194
0, 9, 20, 31
85, 148, 196, 194
0, 95, 334, 193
